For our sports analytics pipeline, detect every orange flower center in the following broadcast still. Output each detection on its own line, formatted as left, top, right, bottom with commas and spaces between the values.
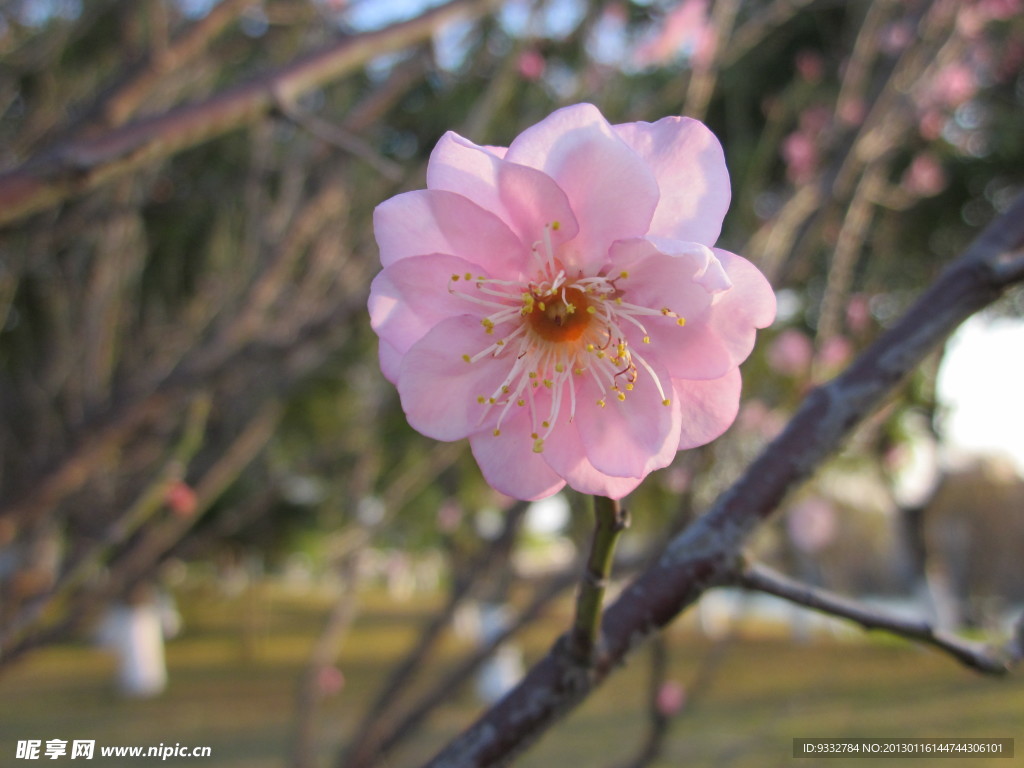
527, 286, 591, 343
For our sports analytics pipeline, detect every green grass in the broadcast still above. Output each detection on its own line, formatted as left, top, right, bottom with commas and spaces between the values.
0, 581, 1021, 768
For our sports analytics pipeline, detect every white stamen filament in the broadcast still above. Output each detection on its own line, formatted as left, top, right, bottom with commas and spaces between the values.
450, 224, 685, 452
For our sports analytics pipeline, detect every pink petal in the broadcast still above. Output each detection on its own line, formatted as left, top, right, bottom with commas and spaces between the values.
378, 338, 403, 383
504, 103, 659, 270
673, 367, 742, 449
368, 253, 496, 377
610, 238, 736, 380
711, 248, 777, 330
572, 354, 681, 479
541, 419, 645, 499
613, 116, 730, 245
373, 189, 529, 278
426, 132, 579, 254
397, 316, 512, 442
469, 409, 566, 501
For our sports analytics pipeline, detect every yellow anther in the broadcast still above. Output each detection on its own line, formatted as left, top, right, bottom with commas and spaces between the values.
541, 420, 550, 428
662, 399, 671, 406
451, 274, 460, 281
532, 437, 545, 453
586, 306, 597, 314
464, 272, 472, 280
642, 335, 651, 344
462, 354, 471, 363
551, 221, 561, 231
617, 391, 626, 401
517, 399, 526, 406
543, 379, 553, 388
477, 396, 486, 404
554, 363, 565, 373
493, 428, 501, 436
619, 271, 629, 279
676, 317, 687, 326
596, 399, 606, 408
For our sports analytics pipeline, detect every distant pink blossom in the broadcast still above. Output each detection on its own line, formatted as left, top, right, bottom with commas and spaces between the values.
635, 0, 716, 69
164, 480, 197, 518
369, 104, 775, 500
768, 329, 813, 376
927, 63, 978, 109
656, 680, 687, 716
794, 50, 825, 83
781, 132, 818, 183
781, 106, 831, 183
317, 665, 345, 696
516, 49, 546, 81
845, 293, 871, 335
787, 497, 838, 553
816, 334, 852, 373
901, 152, 948, 197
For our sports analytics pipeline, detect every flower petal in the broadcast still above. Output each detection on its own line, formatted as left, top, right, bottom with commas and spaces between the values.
373, 189, 529, 277
614, 116, 730, 245
504, 103, 659, 270
397, 316, 511, 442
610, 238, 735, 380
542, 419, 645, 499
470, 408, 566, 501
711, 247, 777, 331
369, 253, 500, 378
426, 131, 579, 255
573, 354, 681, 479
673, 367, 742, 450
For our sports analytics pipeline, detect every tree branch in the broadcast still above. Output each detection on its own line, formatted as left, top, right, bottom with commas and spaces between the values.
419, 194, 1024, 768
737, 561, 1011, 675
0, 0, 498, 227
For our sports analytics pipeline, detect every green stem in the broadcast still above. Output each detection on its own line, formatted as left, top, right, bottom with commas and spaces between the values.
569, 495, 630, 665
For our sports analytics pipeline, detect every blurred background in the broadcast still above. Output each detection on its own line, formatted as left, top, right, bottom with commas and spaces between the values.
0, 0, 1022, 766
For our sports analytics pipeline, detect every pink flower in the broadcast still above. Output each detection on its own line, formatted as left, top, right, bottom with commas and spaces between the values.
368, 104, 775, 500
901, 152, 948, 197
164, 480, 198, 518
516, 49, 546, 82
768, 329, 813, 376
656, 680, 687, 716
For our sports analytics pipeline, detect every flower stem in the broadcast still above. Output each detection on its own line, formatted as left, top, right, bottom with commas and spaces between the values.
569, 495, 630, 665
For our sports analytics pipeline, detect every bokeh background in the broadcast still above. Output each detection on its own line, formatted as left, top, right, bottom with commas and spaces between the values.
1, 1, 1023, 766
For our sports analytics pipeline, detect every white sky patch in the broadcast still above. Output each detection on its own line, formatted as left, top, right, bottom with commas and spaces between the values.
937, 314, 1024, 473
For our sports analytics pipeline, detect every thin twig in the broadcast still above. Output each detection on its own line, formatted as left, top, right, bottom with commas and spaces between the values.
568, 496, 630, 665
737, 561, 1011, 675
275, 97, 404, 182
0, 0, 498, 227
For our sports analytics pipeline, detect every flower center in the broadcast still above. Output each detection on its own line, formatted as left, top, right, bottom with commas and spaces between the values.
448, 223, 685, 453
527, 286, 591, 342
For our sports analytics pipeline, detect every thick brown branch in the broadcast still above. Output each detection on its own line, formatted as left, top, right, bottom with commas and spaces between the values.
419, 196, 1024, 768
0, 0, 497, 227
738, 561, 1011, 675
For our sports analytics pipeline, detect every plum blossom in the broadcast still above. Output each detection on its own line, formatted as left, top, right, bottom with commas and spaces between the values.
369, 104, 775, 500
